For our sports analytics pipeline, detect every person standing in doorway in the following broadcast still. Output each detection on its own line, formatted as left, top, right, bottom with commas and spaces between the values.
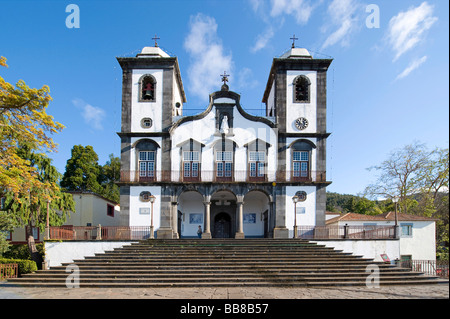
197, 225, 203, 238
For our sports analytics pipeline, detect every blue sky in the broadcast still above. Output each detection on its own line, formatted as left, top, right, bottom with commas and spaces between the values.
1, 0, 448, 196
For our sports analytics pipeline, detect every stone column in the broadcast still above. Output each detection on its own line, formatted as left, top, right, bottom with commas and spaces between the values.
235, 198, 245, 239
172, 201, 179, 239
157, 194, 175, 239
273, 186, 289, 238
202, 201, 212, 239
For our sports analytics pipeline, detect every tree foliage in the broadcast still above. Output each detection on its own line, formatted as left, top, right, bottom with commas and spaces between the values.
101, 153, 121, 203
363, 141, 449, 257
0, 57, 64, 201
61, 145, 120, 203
1, 56, 73, 263
61, 145, 104, 194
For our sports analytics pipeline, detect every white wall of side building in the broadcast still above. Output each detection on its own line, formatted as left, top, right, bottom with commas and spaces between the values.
335, 220, 436, 261
399, 221, 436, 261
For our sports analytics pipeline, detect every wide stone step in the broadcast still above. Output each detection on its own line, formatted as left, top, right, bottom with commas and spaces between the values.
100, 250, 348, 256
67, 258, 377, 267
47, 264, 402, 273
8, 279, 447, 288
10, 276, 442, 288
83, 255, 368, 261
20, 270, 427, 279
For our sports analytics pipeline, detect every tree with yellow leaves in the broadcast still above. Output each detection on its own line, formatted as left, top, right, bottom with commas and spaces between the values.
1, 56, 74, 264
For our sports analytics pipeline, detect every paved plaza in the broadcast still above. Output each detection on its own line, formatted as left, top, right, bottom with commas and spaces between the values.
0, 283, 448, 299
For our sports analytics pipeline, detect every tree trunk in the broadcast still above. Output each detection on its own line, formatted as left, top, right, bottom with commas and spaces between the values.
26, 221, 42, 268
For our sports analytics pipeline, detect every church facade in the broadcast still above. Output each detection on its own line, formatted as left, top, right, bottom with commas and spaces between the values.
117, 44, 333, 239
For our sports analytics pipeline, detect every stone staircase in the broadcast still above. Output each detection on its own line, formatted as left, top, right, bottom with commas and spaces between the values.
6, 239, 447, 288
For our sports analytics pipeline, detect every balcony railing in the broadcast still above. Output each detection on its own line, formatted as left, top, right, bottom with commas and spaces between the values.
48, 226, 152, 241
120, 170, 327, 183
47, 225, 396, 241
297, 225, 396, 240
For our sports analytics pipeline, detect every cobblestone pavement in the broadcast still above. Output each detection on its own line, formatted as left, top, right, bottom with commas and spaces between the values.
0, 284, 448, 299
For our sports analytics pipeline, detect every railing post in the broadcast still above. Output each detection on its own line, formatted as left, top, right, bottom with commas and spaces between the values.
344, 224, 349, 239
97, 224, 102, 240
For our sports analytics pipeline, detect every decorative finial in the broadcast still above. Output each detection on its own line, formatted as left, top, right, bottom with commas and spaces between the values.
290, 34, 298, 48
152, 34, 160, 47
220, 71, 230, 91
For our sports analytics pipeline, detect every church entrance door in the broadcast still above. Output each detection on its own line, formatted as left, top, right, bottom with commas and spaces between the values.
214, 212, 231, 238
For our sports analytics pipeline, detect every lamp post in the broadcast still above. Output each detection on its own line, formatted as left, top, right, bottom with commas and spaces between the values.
392, 196, 399, 239
45, 199, 50, 240
149, 195, 156, 239
292, 195, 299, 238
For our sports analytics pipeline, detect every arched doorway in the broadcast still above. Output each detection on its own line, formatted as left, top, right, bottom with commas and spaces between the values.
214, 212, 231, 238
244, 190, 270, 238
178, 191, 204, 238
211, 190, 237, 238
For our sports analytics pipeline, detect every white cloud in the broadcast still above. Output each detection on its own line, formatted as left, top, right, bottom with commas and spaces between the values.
251, 26, 275, 53
249, 0, 263, 13
270, 0, 315, 25
72, 98, 106, 130
321, 0, 361, 50
237, 67, 259, 90
395, 56, 428, 80
184, 14, 233, 101
386, 2, 437, 61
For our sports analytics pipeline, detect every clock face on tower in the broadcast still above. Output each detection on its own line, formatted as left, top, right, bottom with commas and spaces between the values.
295, 117, 308, 130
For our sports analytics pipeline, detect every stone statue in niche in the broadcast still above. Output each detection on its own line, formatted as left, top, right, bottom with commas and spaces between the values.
220, 115, 229, 134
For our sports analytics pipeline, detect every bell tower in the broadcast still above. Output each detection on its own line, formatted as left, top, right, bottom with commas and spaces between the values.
263, 43, 333, 232
116, 41, 186, 227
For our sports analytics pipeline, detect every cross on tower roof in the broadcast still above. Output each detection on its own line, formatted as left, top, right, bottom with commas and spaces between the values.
290, 34, 299, 48
220, 71, 230, 85
152, 34, 160, 47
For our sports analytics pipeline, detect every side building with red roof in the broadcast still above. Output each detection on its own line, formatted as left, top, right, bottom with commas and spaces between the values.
326, 211, 437, 262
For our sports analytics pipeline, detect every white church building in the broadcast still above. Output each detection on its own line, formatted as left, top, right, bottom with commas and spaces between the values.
117, 43, 333, 239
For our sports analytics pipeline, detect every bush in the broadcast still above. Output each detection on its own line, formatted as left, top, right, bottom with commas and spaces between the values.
0, 258, 37, 275
3, 244, 45, 269
0, 232, 10, 257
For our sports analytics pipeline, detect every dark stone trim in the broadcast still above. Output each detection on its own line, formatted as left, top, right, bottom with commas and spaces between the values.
116, 181, 332, 187
117, 132, 170, 137
169, 90, 276, 133
117, 57, 186, 103
262, 58, 333, 104
280, 132, 331, 138
287, 139, 317, 149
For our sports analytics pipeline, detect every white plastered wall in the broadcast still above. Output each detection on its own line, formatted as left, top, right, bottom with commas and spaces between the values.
129, 186, 161, 228
131, 69, 163, 133
285, 186, 317, 234
286, 71, 317, 134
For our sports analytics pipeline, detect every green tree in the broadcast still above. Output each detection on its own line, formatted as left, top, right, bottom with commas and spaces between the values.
61, 145, 104, 194
1, 56, 64, 199
101, 154, 121, 203
61, 146, 121, 203
365, 142, 449, 258
364, 141, 431, 215
1, 57, 70, 263
3, 146, 75, 264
